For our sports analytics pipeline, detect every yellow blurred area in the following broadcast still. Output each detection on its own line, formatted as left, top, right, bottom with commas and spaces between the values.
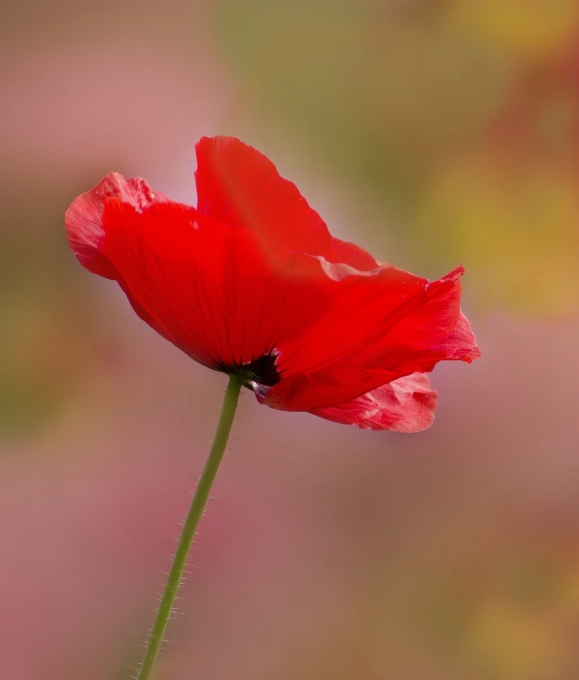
451, 0, 579, 58
416, 154, 579, 314
464, 599, 563, 680
459, 552, 579, 679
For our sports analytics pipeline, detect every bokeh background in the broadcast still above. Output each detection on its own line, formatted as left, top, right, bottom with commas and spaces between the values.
2, 2, 579, 679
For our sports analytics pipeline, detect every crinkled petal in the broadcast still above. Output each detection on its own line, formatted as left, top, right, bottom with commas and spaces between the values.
65, 172, 169, 278
274, 264, 430, 377
194, 136, 377, 269
260, 367, 402, 412
329, 236, 378, 270
429, 311, 481, 362
66, 173, 340, 371
265, 267, 479, 412
274, 266, 478, 379
361, 267, 472, 361
309, 373, 437, 432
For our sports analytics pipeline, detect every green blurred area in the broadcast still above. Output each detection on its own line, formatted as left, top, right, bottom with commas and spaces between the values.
0, 167, 105, 438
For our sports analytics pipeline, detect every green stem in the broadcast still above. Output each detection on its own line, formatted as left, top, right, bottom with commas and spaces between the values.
137, 374, 244, 680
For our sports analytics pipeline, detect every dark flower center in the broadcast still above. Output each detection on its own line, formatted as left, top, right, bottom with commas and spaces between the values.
218, 351, 281, 387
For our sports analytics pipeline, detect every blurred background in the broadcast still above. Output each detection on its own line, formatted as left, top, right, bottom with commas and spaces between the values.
1, 2, 579, 679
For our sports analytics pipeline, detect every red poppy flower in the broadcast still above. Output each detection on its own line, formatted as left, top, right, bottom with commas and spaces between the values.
66, 136, 480, 431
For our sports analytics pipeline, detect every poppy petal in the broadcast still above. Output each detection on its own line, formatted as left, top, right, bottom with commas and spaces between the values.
428, 311, 481, 362
309, 373, 437, 432
275, 265, 479, 380
260, 367, 401, 411
194, 136, 377, 269
264, 267, 479, 412
363, 267, 472, 358
329, 236, 378, 270
105, 205, 334, 371
66, 175, 341, 371
273, 265, 427, 377
356, 268, 481, 374
65, 172, 169, 278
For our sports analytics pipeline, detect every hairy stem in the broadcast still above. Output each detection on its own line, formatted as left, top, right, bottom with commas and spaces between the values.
137, 374, 244, 680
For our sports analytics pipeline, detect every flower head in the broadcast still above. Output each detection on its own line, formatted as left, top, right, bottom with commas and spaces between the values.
66, 136, 480, 431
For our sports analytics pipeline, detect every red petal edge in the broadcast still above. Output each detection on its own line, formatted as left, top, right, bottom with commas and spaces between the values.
309, 373, 438, 432
65, 172, 169, 278
264, 265, 480, 412
194, 136, 377, 270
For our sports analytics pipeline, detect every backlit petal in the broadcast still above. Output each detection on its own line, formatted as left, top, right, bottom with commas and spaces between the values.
194, 136, 377, 269
67, 176, 340, 371
65, 172, 169, 278
261, 367, 401, 411
275, 265, 478, 379
66, 138, 481, 430
309, 373, 437, 432
266, 268, 479, 412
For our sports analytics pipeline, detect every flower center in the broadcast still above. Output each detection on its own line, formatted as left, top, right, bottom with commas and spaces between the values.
238, 351, 281, 386
219, 351, 281, 387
